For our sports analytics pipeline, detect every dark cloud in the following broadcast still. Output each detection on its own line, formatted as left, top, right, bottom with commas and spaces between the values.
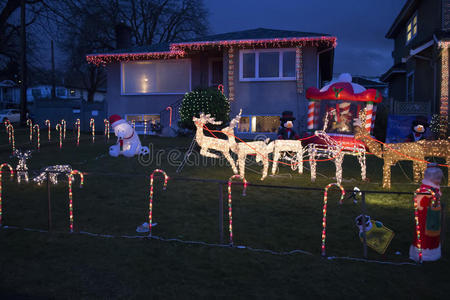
207, 0, 406, 77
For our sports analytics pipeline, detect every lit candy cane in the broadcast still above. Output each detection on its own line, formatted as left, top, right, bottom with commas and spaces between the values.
371, 105, 377, 132
166, 106, 173, 127
148, 169, 169, 236
33, 124, 40, 150
144, 120, 147, 135
227, 174, 248, 245
104, 119, 110, 140
61, 119, 66, 140
413, 188, 436, 264
217, 84, 224, 94
364, 102, 374, 133
67, 170, 84, 233
0, 163, 14, 227
307, 100, 315, 130
131, 120, 135, 130
6, 124, 15, 152
45, 120, 51, 141
56, 124, 62, 149
321, 183, 346, 257
26, 119, 33, 142
4, 119, 11, 133
90, 118, 95, 143
75, 119, 80, 146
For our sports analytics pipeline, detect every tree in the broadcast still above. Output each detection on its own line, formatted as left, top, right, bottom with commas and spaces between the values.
42, 0, 209, 102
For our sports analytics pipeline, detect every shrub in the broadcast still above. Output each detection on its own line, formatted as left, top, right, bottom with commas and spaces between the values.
179, 88, 230, 129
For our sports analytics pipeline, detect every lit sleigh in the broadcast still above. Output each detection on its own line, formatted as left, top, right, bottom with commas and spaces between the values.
304, 74, 382, 184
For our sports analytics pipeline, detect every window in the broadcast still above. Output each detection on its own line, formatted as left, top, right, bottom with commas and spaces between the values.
407, 72, 414, 102
239, 49, 296, 81
406, 12, 417, 43
238, 115, 279, 133
121, 60, 191, 95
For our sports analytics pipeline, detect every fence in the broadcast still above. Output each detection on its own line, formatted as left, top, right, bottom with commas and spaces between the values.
0, 169, 442, 265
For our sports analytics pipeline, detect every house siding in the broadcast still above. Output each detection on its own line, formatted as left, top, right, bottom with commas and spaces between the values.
226, 46, 318, 138
442, 0, 450, 30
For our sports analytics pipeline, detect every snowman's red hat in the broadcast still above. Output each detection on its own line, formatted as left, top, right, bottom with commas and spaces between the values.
109, 114, 127, 128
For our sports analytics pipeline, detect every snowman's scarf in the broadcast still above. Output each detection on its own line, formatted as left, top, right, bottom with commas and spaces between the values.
119, 131, 135, 151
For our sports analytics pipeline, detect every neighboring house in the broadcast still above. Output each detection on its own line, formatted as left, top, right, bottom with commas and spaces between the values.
27, 85, 106, 102
0, 80, 20, 108
381, 0, 450, 126
352, 76, 388, 99
87, 28, 336, 137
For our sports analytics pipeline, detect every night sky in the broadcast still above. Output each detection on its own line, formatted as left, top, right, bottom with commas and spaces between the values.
207, 0, 406, 78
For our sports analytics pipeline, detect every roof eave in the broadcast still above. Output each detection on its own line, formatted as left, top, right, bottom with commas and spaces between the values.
385, 0, 417, 39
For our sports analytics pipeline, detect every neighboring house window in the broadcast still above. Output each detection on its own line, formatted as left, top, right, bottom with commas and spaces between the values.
407, 72, 414, 102
239, 49, 296, 81
406, 12, 417, 43
238, 115, 279, 133
121, 60, 191, 95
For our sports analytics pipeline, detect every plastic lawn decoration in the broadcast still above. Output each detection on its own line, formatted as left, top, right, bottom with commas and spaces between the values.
45, 120, 51, 141
68, 170, 84, 233
75, 119, 80, 146
33, 124, 40, 150
90, 118, 95, 143
104, 119, 110, 140
166, 106, 172, 127
148, 169, 169, 236
61, 119, 66, 139
227, 174, 248, 245
56, 124, 63, 149
321, 183, 346, 257
0, 163, 14, 227
355, 215, 395, 255
6, 124, 14, 152
413, 188, 436, 264
26, 119, 32, 142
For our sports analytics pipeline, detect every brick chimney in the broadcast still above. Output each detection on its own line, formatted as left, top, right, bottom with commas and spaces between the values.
115, 21, 132, 49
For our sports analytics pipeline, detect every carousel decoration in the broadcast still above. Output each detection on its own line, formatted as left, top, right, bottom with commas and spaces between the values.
304, 73, 382, 184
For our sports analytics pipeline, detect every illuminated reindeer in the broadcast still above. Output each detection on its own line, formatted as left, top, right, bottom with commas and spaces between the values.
223, 110, 274, 180
193, 113, 238, 174
13, 149, 32, 183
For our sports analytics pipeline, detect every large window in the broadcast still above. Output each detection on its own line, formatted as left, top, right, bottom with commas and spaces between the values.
121, 60, 191, 95
239, 49, 296, 81
406, 12, 417, 43
238, 115, 279, 133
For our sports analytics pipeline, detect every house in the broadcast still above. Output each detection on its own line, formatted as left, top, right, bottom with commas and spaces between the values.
381, 0, 449, 136
352, 76, 388, 99
0, 80, 20, 108
87, 28, 336, 137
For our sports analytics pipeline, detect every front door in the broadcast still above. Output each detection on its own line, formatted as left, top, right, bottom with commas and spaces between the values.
209, 59, 223, 87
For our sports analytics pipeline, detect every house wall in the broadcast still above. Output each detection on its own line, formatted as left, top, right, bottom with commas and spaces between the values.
226, 46, 318, 138
387, 75, 406, 102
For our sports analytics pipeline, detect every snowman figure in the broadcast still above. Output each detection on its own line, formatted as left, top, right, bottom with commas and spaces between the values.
108, 114, 149, 157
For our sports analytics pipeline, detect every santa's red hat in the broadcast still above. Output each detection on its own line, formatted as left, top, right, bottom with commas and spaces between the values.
109, 114, 127, 128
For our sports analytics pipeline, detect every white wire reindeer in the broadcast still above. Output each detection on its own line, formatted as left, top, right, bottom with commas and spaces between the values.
307, 111, 366, 185
33, 165, 73, 185
193, 113, 238, 174
13, 149, 32, 183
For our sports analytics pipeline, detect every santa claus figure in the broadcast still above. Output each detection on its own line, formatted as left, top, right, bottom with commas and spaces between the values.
409, 163, 443, 262
108, 114, 149, 157
277, 111, 299, 140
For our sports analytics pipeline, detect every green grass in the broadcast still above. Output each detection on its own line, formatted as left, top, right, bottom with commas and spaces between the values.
0, 128, 449, 298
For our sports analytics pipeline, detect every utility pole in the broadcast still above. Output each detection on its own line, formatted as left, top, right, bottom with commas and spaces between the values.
19, 0, 27, 124
51, 40, 56, 100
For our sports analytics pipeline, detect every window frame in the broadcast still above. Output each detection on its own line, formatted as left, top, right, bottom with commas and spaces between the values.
406, 71, 415, 102
239, 48, 296, 82
406, 12, 418, 44
237, 114, 280, 133
120, 59, 192, 96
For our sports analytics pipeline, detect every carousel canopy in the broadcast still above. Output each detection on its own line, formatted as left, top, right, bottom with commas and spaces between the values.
306, 73, 382, 103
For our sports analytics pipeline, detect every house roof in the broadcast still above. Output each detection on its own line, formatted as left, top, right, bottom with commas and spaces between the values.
352, 76, 387, 88
380, 63, 406, 82
86, 27, 336, 66
385, 0, 419, 39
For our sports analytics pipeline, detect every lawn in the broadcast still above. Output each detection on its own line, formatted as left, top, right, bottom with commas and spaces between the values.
0, 127, 449, 299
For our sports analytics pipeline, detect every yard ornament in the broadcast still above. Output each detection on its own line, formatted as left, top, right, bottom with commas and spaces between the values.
109, 114, 149, 157
354, 214, 395, 255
